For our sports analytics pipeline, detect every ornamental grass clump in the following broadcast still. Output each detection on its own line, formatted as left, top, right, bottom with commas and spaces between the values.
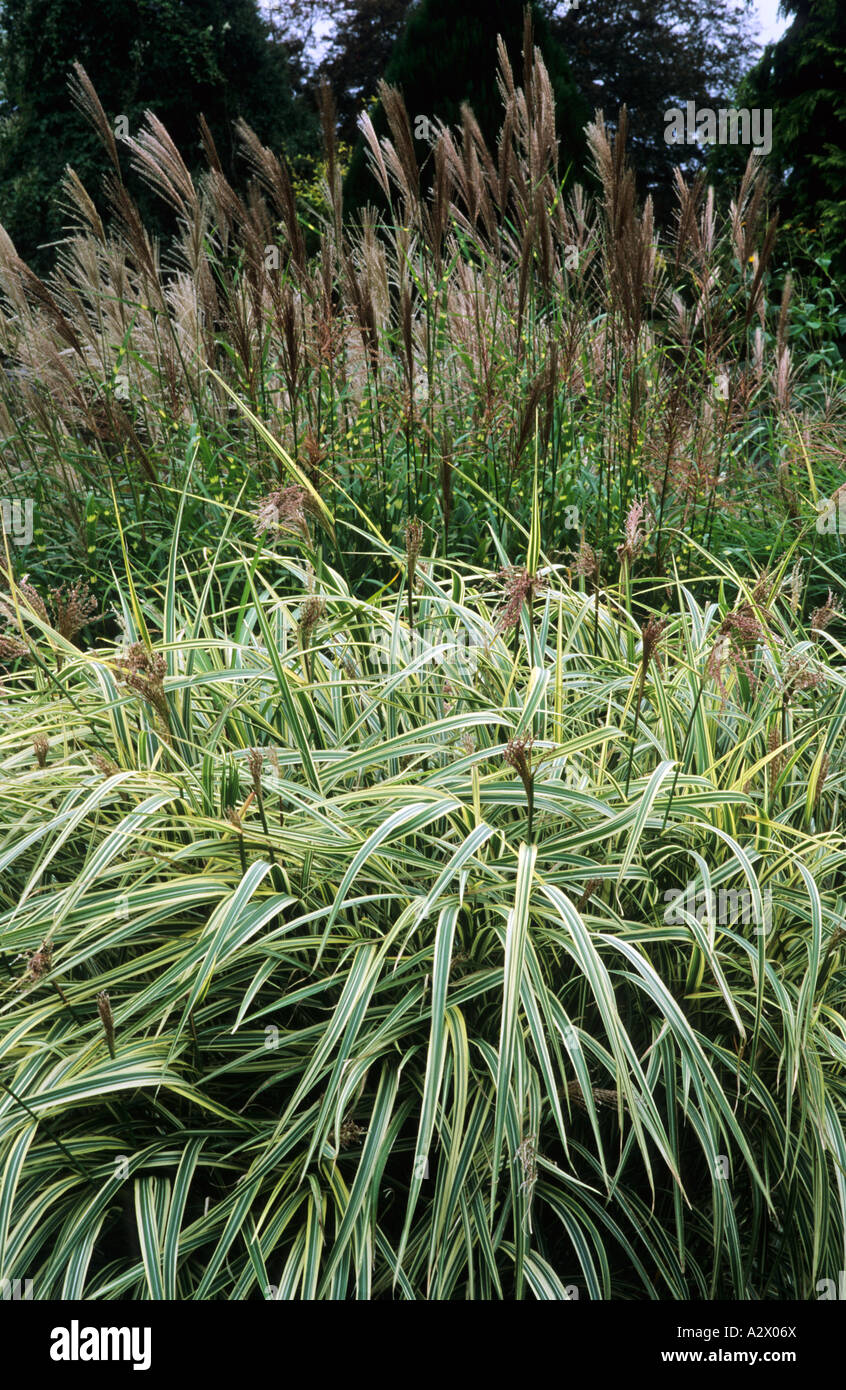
0, 21, 844, 1306
0, 519, 842, 1300
1, 23, 838, 599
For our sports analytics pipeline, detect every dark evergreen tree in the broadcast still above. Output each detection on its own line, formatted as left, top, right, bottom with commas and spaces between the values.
343, 0, 589, 213
0, 0, 317, 269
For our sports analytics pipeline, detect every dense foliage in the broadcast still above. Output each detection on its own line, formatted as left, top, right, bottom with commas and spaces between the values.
0, 0, 316, 270
0, 33, 844, 1299
735, 0, 846, 279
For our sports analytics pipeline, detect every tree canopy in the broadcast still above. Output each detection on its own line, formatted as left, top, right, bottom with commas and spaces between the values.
0, 0, 317, 268
547, 0, 758, 217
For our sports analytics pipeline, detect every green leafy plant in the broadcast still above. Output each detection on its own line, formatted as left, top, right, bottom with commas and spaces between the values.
0, 507, 844, 1299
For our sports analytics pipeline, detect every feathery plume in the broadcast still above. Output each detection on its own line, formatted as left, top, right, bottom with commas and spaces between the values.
496, 566, 547, 634
810, 590, 840, 634
254, 485, 315, 541
616, 498, 650, 566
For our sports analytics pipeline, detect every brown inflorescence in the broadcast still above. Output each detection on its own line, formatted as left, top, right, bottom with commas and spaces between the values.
496, 566, 547, 634
339, 1117, 367, 1150
0, 633, 27, 661
572, 540, 599, 583
16, 580, 48, 625
815, 752, 830, 808
50, 580, 97, 641
97, 991, 116, 1058
641, 615, 668, 672
706, 603, 767, 695
20, 938, 53, 987
298, 595, 326, 641
254, 484, 316, 540
767, 727, 785, 783
503, 733, 533, 793
782, 651, 825, 698
404, 516, 423, 573
115, 642, 169, 727
247, 748, 264, 799
810, 590, 840, 634
562, 1079, 623, 1112
575, 878, 602, 913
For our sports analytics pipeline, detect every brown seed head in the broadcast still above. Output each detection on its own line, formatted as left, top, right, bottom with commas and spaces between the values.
21, 938, 53, 986
767, 727, 785, 782
254, 485, 315, 540
339, 1117, 367, 1150
50, 580, 97, 641
640, 616, 668, 670
810, 590, 840, 634
504, 734, 533, 791
97, 990, 116, 1056
17, 580, 48, 625
0, 633, 27, 661
496, 567, 547, 633
572, 541, 599, 582
750, 571, 773, 607
562, 1079, 623, 1112
299, 595, 325, 639
783, 651, 825, 697
815, 752, 830, 807
115, 643, 169, 723
404, 516, 423, 588
707, 603, 766, 693
575, 878, 602, 912
247, 747, 263, 798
